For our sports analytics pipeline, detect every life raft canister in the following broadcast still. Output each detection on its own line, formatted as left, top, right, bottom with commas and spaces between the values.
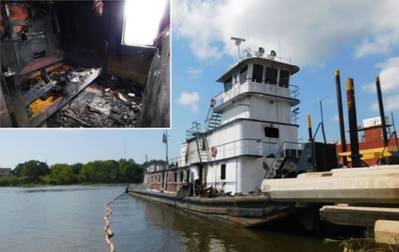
211, 146, 217, 158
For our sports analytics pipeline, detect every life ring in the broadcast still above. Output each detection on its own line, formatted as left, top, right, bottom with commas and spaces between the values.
211, 146, 217, 158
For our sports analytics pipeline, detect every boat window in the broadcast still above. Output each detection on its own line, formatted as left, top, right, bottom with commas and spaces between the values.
265, 127, 279, 138
239, 65, 248, 84
252, 64, 264, 83
279, 70, 290, 88
221, 164, 226, 180
224, 77, 233, 92
265, 67, 278, 84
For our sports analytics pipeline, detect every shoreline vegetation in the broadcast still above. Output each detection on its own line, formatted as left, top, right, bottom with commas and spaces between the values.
0, 159, 165, 187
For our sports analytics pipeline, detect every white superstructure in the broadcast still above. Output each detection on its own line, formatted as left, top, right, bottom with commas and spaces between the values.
170, 48, 303, 194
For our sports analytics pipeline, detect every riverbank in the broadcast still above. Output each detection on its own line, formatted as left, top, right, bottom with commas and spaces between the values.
0, 159, 148, 187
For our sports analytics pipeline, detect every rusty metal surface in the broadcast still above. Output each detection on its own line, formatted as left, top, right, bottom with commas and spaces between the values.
128, 188, 296, 227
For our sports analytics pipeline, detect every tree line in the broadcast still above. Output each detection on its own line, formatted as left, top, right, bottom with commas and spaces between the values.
0, 159, 150, 187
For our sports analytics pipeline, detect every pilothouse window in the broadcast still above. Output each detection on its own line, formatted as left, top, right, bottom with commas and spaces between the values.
252, 64, 263, 83
265, 67, 278, 84
224, 77, 233, 92
239, 66, 248, 84
279, 70, 290, 88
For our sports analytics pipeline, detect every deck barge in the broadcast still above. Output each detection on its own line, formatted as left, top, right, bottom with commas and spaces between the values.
129, 185, 295, 226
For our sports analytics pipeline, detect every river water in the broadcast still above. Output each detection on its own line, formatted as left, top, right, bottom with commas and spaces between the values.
0, 185, 341, 252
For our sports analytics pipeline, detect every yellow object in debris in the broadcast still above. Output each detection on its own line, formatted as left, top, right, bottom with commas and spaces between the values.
339, 147, 395, 160
29, 96, 60, 116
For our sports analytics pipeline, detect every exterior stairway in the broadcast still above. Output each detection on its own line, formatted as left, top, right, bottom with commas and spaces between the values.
204, 100, 222, 132
206, 112, 222, 131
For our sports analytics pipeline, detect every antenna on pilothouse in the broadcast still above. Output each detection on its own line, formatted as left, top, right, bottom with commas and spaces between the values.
231, 37, 246, 61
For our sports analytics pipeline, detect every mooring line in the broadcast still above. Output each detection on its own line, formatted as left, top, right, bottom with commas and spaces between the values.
104, 191, 126, 252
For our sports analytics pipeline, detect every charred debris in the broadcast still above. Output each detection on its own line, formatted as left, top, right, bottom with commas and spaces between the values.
0, 0, 170, 127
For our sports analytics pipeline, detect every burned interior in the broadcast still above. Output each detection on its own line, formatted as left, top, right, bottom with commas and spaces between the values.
0, 0, 170, 127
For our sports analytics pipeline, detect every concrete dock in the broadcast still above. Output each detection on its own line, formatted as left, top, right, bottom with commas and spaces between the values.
260, 165, 399, 240
261, 166, 399, 204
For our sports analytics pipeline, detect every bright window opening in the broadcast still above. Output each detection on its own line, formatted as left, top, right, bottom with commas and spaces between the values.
122, 0, 167, 46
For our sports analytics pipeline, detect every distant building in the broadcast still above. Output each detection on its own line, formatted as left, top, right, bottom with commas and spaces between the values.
0, 168, 12, 177
337, 116, 399, 166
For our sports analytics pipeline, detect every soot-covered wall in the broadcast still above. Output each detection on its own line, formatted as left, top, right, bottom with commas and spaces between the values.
55, 0, 154, 84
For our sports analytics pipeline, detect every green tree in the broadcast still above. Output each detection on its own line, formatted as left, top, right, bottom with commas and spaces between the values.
119, 158, 144, 183
0, 176, 18, 186
49, 164, 78, 185
14, 160, 50, 182
80, 160, 119, 183
70, 163, 83, 175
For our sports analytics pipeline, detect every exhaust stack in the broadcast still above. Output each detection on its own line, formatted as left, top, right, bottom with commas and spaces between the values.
335, 70, 348, 166
346, 78, 362, 167
375, 76, 389, 147
307, 114, 313, 142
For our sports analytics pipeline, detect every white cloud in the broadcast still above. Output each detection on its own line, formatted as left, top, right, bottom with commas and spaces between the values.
178, 91, 200, 112
188, 67, 203, 79
173, 0, 399, 66
362, 56, 399, 93
355, 33, 399, 58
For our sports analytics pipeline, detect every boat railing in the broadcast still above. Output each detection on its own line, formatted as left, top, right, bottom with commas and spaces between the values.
281, 141, 303, 158
263, 141, 304, 178
214, 81, 299, 109
168, 139, 264, 167
168, 139, 304, 168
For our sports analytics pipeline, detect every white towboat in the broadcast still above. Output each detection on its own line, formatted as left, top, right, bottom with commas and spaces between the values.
130, 40, 399, 230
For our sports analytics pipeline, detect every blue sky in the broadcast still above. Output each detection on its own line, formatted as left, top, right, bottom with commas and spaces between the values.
1, 0, 399, 169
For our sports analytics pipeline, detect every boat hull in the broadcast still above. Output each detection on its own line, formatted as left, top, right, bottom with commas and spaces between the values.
128, 188, 296, 227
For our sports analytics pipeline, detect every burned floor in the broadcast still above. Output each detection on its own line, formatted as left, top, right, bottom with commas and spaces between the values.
0, 0, 170, 128
46, 77, 143, 128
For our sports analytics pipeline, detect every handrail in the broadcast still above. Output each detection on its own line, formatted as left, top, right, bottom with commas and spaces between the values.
263, 141, 303, 178
214, 81, 300, 109
166, 140, 303, 171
